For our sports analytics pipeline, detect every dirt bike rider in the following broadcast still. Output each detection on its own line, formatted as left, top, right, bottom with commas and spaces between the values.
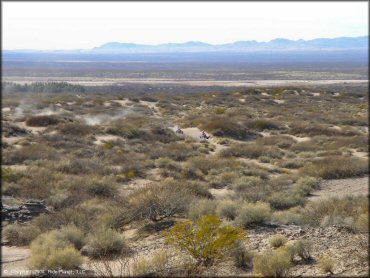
201, 130, 210, 139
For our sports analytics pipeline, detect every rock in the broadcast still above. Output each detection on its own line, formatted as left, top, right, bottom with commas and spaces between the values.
1, 199, 48, 223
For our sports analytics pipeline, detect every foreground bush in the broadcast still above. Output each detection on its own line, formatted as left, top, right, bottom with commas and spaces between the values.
300, 156, 368, 179
30, 231, 83, 270
86, 227, 127, 258
253, 249, 292, 277
164, 215, 246, 267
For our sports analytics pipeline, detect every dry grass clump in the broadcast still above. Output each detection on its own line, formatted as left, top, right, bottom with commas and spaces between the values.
300, 156, 368, 179
184, 156, 240, 177
25, 115, 59, 127
290, 123, 359, 137
232, 243, 253, 269
267, 191, 306, 210
132, 250, 173, 276
30, 230, 83, 270
269, 234, 288, 248
3, 223, 41, 246
150, 142, 198, 161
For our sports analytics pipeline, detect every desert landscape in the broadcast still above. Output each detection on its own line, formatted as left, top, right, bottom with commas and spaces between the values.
2, 1, 369, 277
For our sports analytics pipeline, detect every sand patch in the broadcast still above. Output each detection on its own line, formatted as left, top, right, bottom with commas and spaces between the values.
94, 135, 122, 145
308, 176, 369, 201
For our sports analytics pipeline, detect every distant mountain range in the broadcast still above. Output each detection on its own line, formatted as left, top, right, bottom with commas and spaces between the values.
92, 36, 368, 53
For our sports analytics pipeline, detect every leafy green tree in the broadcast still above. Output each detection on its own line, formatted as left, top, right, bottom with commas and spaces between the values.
164, 215, 247, 267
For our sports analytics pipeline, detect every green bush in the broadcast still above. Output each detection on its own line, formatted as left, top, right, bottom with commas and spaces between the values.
86, 226, 127, 258
3, 223, 41, 246
253, 250, 292, 277
269, 234, 288, 248
164, 215, 246, 267
267, 192, 306, 210
30, 231, 83, 270
235, 202, 272, 227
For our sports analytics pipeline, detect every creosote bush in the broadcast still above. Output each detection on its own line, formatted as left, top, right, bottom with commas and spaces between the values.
3, 223, 41, 246
164, 215, 246, 267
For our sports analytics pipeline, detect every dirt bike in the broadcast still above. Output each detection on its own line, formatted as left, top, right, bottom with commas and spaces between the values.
176, 129, 184, 134
200, 134, 210, 140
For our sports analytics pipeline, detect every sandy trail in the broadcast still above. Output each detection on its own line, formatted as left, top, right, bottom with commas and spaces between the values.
308, 176, 369, 201
1, 246, 31, 277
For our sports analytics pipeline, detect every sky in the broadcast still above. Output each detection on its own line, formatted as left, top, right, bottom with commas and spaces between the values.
2, 1, 368, 50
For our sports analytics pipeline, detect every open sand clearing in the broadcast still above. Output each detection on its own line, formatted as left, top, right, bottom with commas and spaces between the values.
1, 246, 31, 276
308, 176, 369, 201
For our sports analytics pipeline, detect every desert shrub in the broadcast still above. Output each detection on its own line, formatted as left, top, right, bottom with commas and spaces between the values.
132, 250, 173, 276
271, 209, 304, 225
201, 116, 256, 140
30, 231, 83, 270
256, 135, 296, 149
279, 159, 305, 169
235, 202, 272, 227
221, 143, 283, 159
293, 177, 320, 196
85, 177, 118, 198
57, 122, 92, 136
245, 119, 281, 131
128, 180, 196, 222
56, 158, 113, 175
215, 107, 227, 114
253, 250, 292, 277
232, 176, 263, 192
269, 234, 288, 248
25, 115, 59, 127
354, 213, 369, 233
216, 200, 239, 220
300, 156, 368, 179
164, 215, 246, 267
267, 192, 306, 210
184, 156, 240, 177
86, 226, 127, 258
155, 157, 180, 170
2, 167, 23, 183
58, 225, 86, 250
3, 223, 41, 246
188, 199, 217, 220
291, 239, 312, 261
302, 196, 368, 229
150, 142, 198, 161
318, 255, 335, 274
232, 242, 253, 269
3, 144, 58, 164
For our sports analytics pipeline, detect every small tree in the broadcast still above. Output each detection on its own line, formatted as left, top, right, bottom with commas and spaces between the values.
164, 215, 246, 267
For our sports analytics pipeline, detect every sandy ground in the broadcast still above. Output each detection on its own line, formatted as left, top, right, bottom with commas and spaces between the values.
308, 176, 369, 201
1, 246, 31, 277
5, 78, 368, 87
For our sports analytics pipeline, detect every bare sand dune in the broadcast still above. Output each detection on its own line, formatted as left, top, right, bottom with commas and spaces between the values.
309, 176, 369, 201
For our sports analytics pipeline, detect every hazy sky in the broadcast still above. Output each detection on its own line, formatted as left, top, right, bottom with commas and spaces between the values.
3, 1, 368, 50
